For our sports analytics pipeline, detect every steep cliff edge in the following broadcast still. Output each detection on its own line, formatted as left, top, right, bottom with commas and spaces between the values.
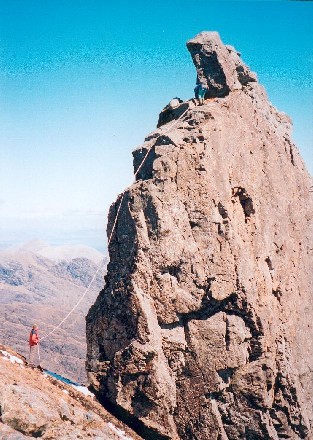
86, 32, 313, 440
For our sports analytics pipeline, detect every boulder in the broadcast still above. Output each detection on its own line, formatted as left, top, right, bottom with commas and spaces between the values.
186, 31, 257, 97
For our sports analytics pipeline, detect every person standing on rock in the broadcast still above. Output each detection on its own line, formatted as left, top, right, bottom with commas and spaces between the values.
28, 324, 40, 366
194, 76, 207, 105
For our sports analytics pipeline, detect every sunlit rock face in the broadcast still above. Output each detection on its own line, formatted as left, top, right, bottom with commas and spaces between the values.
86, 32, 313, 440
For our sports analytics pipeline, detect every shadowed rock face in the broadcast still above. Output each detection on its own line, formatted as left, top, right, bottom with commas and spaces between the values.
86, 32, 313, 440
187, 31, 257, 97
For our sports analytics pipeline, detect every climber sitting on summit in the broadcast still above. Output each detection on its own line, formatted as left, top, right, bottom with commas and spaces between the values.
194, 76, 207, 105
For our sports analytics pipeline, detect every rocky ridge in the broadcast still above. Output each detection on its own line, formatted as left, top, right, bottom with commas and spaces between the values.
86, 32, 313, 439
0, 346, 141, 439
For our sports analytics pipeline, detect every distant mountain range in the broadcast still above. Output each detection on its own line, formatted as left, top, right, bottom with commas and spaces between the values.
6, 238, 104, 264
0, 240, 107, 383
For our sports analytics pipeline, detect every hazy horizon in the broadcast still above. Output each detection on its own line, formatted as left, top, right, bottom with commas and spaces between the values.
0, 231, 106, 253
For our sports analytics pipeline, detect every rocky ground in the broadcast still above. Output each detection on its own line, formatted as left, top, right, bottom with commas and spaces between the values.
0, 241, 106, 383
86, 32, 313, 439
0, 345, 142, 439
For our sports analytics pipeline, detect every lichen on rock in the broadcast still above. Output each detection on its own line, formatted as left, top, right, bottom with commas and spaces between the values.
86, 32, 313, 440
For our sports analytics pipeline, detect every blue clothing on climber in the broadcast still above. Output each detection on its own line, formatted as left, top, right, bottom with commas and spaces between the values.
194, 76, 207, 105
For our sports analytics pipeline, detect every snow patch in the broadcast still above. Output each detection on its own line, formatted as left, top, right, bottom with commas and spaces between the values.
0, 350, 24, 365
72, 385, 94, 398
108, 422, 133, 440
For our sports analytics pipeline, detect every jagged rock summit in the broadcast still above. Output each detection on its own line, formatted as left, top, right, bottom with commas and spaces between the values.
187, 31, 257, 97
86, 32, 313, 439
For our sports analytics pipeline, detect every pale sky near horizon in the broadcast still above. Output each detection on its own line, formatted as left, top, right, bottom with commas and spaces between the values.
0, 0, 312, 252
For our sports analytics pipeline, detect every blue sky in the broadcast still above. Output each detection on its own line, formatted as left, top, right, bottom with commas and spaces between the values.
0, 0, 312, 252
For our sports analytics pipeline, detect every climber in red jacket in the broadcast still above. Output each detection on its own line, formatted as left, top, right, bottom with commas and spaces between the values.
28, 324, 40, 366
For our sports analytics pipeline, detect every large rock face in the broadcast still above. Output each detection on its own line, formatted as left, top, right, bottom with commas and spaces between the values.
86, 32, 313, 439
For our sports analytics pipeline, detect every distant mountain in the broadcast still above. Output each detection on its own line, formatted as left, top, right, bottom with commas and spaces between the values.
7, 239, 104, 264
0, 241, 107, 383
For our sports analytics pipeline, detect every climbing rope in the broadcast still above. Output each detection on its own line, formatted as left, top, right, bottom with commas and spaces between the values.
40, 260, 104, 341
40, 102, 193, 342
